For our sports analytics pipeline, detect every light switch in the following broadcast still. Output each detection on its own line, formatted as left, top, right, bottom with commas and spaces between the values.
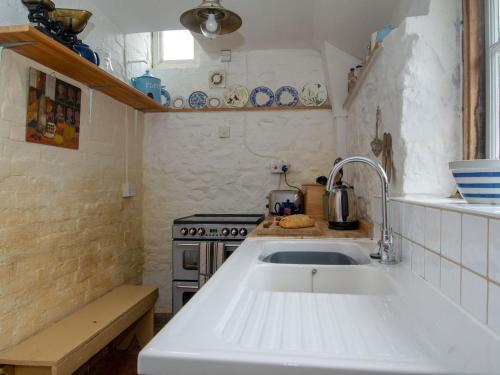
218, 126, 230, 138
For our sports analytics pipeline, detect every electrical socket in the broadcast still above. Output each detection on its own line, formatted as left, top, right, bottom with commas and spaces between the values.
270, 160, 290, 174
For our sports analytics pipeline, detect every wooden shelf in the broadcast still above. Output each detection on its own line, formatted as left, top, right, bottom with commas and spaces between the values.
0, 24, 167, 113
167, 104, 333, 113
343, 43, 383, 110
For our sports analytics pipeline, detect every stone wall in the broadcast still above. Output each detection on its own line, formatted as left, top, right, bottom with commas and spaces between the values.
343, 0, 462, 222
144, 49, 338, 312
0, 2, 145, 351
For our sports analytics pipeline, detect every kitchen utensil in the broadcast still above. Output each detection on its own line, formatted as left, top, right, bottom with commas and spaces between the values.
49, 8, 99, 64
161, 87, 171, 107
267, 190, 304, 215
22, 0, 61, 37
382, 132, 393, 183
324, 160, 359, 230
450, 160, 500, 204
131, 70, 167, 103
371, 106, 384, 157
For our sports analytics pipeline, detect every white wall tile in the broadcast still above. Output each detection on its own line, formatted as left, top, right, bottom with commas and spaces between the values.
390, 200, 401, 235
488, 282, 500, 336
411, 242, 425, 278
424, 250, 440, 288
489, 219, 500, 284
441, 210, 462, 263
401, 238, 411, 267
400, 203, 409, 238
441, 258, 461, 304
462, 214, 488, 276
461, 269, 487, 323
407, 204, 425, 245
424, 207, 441, 253
393, 233, 402, 262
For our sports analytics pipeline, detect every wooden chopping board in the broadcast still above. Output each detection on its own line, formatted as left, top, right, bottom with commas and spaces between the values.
252, 219, 322, 237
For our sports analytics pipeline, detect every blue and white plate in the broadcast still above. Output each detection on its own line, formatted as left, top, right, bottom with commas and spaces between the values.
275, 86, 299, 107
250, 86, 274, 107
161, 87, 171, 107
188, 91, 208, 109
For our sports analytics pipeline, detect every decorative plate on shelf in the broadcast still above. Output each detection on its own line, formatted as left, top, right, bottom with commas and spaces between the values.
275, 86, 299, 107
188, 91, 208, 109
172, 96, 185, 109
224, 85, 249, 108
250, 86, 274, 107
209, 70, 226, 88
299, 82, 328, 106
161, 88, 171, 108
208, 96, 222, 109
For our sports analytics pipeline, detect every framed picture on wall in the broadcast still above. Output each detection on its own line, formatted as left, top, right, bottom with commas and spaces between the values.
25, 68, 81, 150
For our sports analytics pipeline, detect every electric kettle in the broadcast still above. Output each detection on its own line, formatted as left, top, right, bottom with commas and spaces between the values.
324, 158, 359, 230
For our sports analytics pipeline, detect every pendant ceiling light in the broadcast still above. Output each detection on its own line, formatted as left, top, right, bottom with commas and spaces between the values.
180, 0, 242, 39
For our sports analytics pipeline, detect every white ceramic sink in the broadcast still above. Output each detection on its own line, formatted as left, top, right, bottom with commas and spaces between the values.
247, 265, 397, 295
138, 238, 500, 375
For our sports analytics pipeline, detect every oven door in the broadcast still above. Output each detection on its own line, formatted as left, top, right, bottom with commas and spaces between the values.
172, 241, 201, 281
172, 281, 199, 314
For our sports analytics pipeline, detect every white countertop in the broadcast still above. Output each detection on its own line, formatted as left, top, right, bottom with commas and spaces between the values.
138, 238, 500, 375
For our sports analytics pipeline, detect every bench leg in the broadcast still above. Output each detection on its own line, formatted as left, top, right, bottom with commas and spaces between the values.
116, 308, 154, 350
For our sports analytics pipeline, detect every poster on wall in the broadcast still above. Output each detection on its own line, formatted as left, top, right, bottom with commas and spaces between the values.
26, 68, 81, 150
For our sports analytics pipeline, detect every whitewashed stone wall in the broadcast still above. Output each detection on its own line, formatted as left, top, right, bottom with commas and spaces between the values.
343, 0, 462, 222
0, 2, 147, 351
144, 49, 338, 312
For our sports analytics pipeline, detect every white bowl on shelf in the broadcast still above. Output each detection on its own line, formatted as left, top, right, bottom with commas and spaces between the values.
450, 159, 500, 204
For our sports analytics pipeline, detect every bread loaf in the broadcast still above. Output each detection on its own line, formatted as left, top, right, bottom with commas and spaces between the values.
279, 215, 315, 229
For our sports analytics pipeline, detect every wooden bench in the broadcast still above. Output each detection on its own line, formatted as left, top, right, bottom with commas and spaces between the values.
0, 285, 158, 375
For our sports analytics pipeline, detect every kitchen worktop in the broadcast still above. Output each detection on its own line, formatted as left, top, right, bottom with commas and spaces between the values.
249, 216, 373, 239
138, 238, 500, 375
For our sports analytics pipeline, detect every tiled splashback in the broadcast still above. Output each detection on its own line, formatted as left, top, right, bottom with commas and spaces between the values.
372, 198, 500, 337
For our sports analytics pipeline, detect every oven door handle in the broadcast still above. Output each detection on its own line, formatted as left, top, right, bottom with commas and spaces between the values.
175, 284, 199, 290
198, 242, 209, 287
215, 242, 225, 271
176, 243, 201, 247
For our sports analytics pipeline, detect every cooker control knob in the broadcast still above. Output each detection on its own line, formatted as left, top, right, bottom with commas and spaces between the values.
180, 228, 189, 236
189, 228, 197, 236
221, 228, 230, 236
239, 228, 248, 237
198, 228, 206, 236
230, 228, 239, 236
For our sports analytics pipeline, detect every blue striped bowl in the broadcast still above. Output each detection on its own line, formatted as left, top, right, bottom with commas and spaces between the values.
450, 160, 500, 204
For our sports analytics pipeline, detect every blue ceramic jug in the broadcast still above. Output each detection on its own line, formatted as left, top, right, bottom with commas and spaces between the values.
73, 42, 100, 66
131, 70, 165, 103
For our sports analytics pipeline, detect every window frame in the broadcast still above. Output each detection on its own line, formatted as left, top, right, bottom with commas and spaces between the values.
487, 0, 500, 158
152, 30, 200, 69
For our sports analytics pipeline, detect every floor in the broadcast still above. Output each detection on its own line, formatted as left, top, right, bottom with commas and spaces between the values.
74, 314, 170, 375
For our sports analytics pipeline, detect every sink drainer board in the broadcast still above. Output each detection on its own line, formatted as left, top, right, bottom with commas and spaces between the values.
246, 266, 397, 295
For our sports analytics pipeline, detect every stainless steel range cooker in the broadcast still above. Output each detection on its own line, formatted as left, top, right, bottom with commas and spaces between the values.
172, 214, 264, 314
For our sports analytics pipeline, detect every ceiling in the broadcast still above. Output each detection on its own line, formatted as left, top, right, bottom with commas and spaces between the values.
89, 0, 405, 58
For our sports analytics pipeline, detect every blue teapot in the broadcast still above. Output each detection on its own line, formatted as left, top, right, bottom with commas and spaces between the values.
274, 200, 301, 216
131, 70, 168, 103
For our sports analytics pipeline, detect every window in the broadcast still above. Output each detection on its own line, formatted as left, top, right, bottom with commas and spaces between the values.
487, 0, 500, 158
152, 30, 198, 68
